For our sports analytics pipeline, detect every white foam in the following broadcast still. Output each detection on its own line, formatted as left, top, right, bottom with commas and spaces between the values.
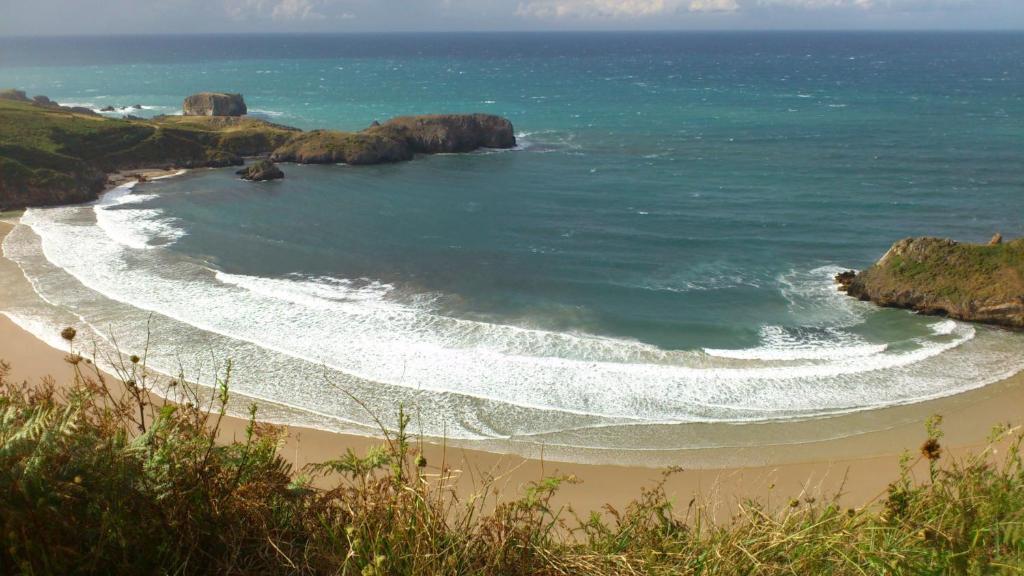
8, 204, 1024, 440
93, 180, 186, 250
249, 108, 285, 118
705, 326, 888, 361
929, 319, 958, 336
215, 272, 395, 308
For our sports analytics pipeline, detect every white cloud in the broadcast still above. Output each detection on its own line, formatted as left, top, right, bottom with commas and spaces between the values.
688, 0, 739, 11
755, 0, 972, 8
511, 0, 963, 19
515, 0, 677, 18
272, 0, 324, 19
223, 0, 351, 21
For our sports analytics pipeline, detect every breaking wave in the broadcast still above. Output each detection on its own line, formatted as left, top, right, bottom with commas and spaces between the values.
3, 185, 1024, 451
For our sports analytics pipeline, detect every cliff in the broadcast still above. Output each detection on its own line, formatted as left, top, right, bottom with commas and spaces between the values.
183, 92, 247, 117
840, 236, 1024, 328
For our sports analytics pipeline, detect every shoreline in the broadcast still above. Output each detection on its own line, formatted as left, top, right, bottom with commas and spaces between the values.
3, 213, 1024, 514
103, 166, 190, 191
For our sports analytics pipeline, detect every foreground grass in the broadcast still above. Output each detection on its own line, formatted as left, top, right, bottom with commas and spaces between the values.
1, 333, 1024, 574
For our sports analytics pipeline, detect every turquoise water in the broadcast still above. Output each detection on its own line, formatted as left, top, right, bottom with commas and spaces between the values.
2, 33, 1024, 459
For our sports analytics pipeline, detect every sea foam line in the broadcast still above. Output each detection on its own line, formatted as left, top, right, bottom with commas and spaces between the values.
11, 202, 1014, 429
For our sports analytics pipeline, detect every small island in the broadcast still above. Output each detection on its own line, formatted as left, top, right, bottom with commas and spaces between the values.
0, 90, 516, 211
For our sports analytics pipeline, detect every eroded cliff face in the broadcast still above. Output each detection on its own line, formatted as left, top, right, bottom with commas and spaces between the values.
183, 93, 248, 117
840, 237, 1024, 328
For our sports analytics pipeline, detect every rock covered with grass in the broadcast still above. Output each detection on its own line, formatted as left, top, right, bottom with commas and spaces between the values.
842, 236, 1024, 328
236, 159, 284, 181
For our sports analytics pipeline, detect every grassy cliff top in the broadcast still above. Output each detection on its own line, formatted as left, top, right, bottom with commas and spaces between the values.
0, 97, 298, 209
866, 237, 1024, 301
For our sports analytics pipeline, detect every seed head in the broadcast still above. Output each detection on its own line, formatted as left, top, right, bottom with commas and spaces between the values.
60, 327, 77, 342
130, 355, 140, 364
921, 438, 942, 461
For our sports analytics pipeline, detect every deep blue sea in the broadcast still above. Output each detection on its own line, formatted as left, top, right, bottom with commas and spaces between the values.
2, 33, 1023, 461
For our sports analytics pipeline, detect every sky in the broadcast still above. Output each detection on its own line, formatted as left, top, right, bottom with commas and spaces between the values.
0, 0, 1022, 36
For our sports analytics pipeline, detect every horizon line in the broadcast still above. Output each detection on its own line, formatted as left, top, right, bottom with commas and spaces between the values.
3, 28, 1024, 40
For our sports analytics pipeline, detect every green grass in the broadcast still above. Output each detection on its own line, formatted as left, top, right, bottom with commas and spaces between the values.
0, 97, 298, 209
2, 329, 1024, 575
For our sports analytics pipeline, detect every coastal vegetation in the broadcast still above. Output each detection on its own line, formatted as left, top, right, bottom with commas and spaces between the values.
840, 236, 1024, 328
0, 95, 295, 209
2, 330, 1024, 575
0, 90, 515, 211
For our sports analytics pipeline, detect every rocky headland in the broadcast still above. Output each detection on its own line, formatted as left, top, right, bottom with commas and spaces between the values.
837, 235, 1024, 329
0, 90, 516, 211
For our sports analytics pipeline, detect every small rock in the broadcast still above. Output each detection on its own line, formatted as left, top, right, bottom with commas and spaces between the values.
32, 95, 59, 107
236, 159, 284, 182
834, 270, 857, 291
100, 106, 116, 112
989, 233, 1003, 245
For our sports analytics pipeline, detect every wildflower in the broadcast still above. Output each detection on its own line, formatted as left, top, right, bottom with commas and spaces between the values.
73, 475, 83, 484
921, 437, 942, 461
788, 498, 799, 508
61, 327, 77, 341
415, 454, 427, 468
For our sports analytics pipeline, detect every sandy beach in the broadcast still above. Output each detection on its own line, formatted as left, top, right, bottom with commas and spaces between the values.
2, 212, 1023, 518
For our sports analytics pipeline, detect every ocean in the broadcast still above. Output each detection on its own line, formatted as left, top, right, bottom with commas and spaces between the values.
2, 32, 1023, 463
